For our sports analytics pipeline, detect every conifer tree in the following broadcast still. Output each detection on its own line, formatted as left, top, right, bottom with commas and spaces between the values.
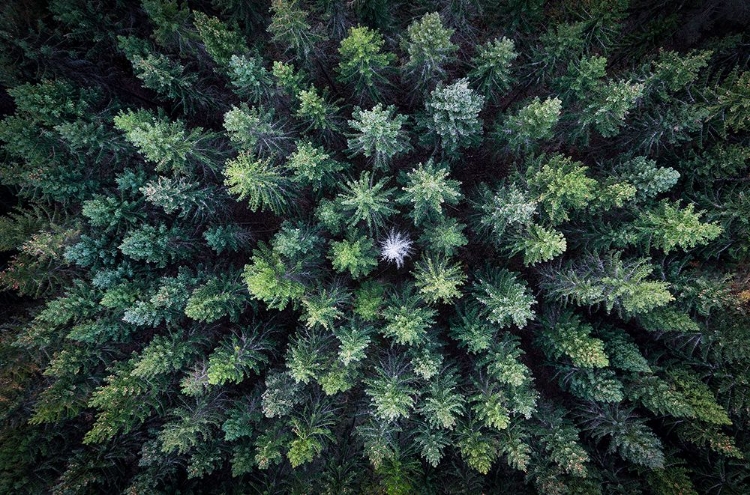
118, 36, 209, 113
193, 12, 247, 69
267, 0, 325, 60
1, 2, 750, 493
224, 152, 295, 214
296, 86, 341, 134
412, 254, 467, 304
347, 104, 410, 170
223, 104, 290, 156
114, 109, 216, 174
471, 268, 536, 329
469, 37, 518, 102
403, 12, 457, 91
338, 171, 397, 232
525, 153, 597, 224
286, 140, 343, 189
499, 96, 562, 153
228, 55, 273, 102
541, 252, 674, 316
399, 159, 462, 225
423, 78, 485, 155
337, 26, 395, 103
329, 235, 378, 279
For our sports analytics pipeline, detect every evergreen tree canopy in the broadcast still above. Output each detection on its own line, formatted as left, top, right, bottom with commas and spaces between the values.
1, 1, 749, 494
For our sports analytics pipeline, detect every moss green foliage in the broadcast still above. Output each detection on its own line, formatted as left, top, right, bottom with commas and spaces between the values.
500, 96, 562, 152
337, 26, 395, 103
412, 254, 467, 304
509, 223, 567, 266
338, 171, 397, 232
286, 140, 343, 188
295, 86, 340, 133
114, 109, 212, 174
469, 37, 517, 102
399, 158, 462, 225
403, 12, 457, 89
347, 103, 410, 170
329, 235, 378, 279
472, 268, 536, 329
224, 153, 295, 214
193, 11, 247, 68
223, 104, 289, 156
525, 153, 597, 224
267, 0, 324, 60
228, 55, 273, 102
541, 311, 609, 368
1, 2, 750, 494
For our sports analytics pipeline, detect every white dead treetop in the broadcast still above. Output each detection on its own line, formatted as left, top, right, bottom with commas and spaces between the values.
380, 229, 413, 268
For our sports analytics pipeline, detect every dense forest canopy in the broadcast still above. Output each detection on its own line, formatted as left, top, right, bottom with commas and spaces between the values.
1, 0, 750, 493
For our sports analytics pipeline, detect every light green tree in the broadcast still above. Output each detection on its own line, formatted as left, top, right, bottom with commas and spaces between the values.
420, 370, 465, 430
223, 152, 295, 214
499, 96, 562, 153
651, 49, 712, 95
286, 140, 343, 189
223, 104, 290, 156
300, 286, 348, 330
525, 153, 598, 224
411, 255, 466, 305
554, 55, 607, 102
207, 330, 270, 385
286, 402, 335, 467
540, 311, 609, 368
114, 109, 214, 174
633, 201, 723, 254
419, 217, 468, 257
242, 243, 306, 310
337, 26, 395, 103
468, 37, 518, 102
578, 80, 644, 139
184, 274, 248, 323
295, 86, 341, 134
402, 12, 457, 90
508, 224, 567, 266
193, 12, 247, 68
347, 104, 410, 170
381, 286, 437, 345
472, 268, 536, 329
329, 235, 378, 279
335, 323, 373, 366
228, 55, 273, 102
365, 355, 419, 421
267, 0, 325, 60
399, 159, 462, 225
540, 252, 674, 316
338, 171, 397, 232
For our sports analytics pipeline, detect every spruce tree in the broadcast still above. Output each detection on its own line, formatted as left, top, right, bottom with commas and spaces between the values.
1, 2, 749, 493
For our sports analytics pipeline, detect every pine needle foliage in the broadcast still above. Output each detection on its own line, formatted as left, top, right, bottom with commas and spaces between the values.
347, 104, 411, 170
1, 2, 750, 493
337, 26, 395, 103
403, 12, 457, 90
399, 158, 462, 225
224, 152, 295, 214
471, 267, 536, 329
